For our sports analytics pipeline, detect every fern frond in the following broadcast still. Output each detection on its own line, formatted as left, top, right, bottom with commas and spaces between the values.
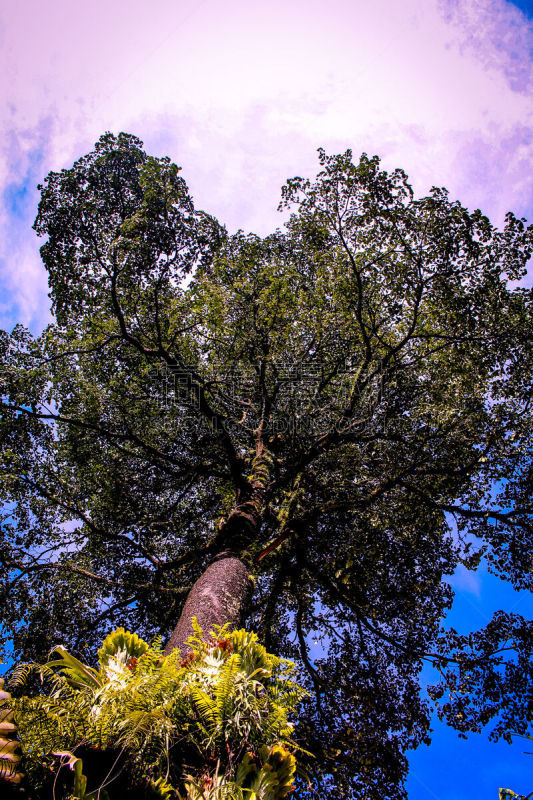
190, 686, 218, 739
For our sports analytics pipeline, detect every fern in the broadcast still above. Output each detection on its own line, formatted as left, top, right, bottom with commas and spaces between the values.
6, 623, 306, 799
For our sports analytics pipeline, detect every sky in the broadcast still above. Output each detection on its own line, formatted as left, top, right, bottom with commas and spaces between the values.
1, 0, 533, 796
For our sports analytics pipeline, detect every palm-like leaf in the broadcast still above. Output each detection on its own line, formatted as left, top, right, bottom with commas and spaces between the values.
47, 645, 103, 691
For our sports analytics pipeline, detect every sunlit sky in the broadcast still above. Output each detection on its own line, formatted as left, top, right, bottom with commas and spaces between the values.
1, 0, 533, 796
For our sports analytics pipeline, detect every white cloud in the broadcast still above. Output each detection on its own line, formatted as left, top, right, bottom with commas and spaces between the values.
448, 563, 482, 597
1, 0, 532, 328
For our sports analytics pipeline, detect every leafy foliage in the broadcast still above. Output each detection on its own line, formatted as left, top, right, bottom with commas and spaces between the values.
1, 133, 532, 797
9, 624, 305, 799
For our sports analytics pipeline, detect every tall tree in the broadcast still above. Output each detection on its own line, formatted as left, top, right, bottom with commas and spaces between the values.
1, 133, 532, 799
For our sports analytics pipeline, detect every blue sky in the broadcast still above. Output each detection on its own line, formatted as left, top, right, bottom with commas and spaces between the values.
1, 1, 532, 797
512, 0, 533, 17
407, 564, 533, 799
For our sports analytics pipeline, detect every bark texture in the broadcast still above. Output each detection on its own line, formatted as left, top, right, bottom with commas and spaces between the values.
164, 553, 252, 655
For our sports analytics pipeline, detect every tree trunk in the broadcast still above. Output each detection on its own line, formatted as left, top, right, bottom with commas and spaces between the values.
164, 445, 271, 655
164, 552, 252, 655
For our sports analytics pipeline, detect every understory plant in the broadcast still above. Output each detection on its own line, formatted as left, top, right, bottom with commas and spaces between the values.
8, 624, 306, 799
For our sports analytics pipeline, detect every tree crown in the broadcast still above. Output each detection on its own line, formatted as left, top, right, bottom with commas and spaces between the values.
1, 133, 532, 799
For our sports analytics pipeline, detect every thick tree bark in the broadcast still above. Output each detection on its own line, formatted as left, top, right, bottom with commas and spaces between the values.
164, 552, 252, 655
164, 444, 271, 655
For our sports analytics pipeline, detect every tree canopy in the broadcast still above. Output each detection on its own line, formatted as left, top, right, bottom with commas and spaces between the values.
1, 132, 532, 799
